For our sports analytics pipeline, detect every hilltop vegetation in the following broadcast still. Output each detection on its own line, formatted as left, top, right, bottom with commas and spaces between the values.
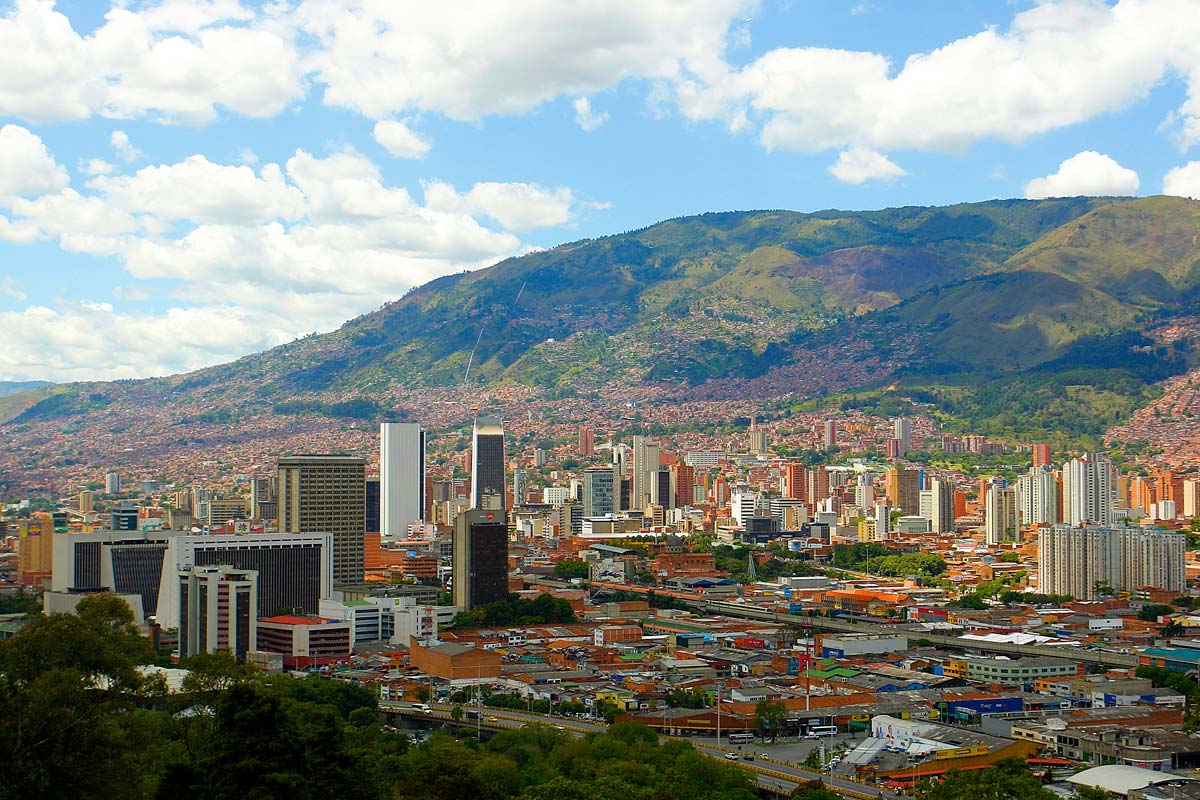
6, 195, 1200, 448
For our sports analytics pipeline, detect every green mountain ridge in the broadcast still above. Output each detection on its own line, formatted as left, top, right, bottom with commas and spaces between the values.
7, 195, 1200, 439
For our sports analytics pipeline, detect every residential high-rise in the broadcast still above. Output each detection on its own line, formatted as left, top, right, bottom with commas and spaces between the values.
105, 470, 121, 494
854, 475, 875, 510
805, 466, 831, 504
381, 422, 426, 538
823, 419, 837, 449
984, 485, 1019, 545
884, 468, 921, 515
731, 484, 757, 526
1183, 479, 1200, 518
1017, 467, 1058, 525
670, 462, 695, 509
748, 418, 767, 455
783, 463, 806, 500
452, 508, 508, 610
1031, 443, 1052, 470
512, 468, 529, 507
893, 417, 912, 456
278, 454, 367, 585
250, 475, 278, 520
78, 490, 95, 513
1038, 525, 1186, 600
578, 425, 595, 456
470, 417, 506, 511
581, 467, 616, 518
177, 565, 258, 662
1063, 453, 1116, 526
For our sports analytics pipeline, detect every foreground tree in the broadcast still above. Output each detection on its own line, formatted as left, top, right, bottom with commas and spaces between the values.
914, 758, 1056, 800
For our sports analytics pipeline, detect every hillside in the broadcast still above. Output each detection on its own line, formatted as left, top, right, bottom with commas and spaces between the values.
5, 196, 1200, 445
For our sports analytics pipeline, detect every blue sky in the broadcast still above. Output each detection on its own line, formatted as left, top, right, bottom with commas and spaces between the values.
1, 0, 1199, 382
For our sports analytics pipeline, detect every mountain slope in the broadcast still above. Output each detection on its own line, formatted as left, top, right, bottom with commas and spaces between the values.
6, 195, 1198, 433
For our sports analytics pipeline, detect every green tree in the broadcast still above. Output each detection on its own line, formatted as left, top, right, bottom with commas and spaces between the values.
1138, 603, 1175, 621
553, 560, 590, 580
914, 757, 1056, 800
754, 699, 788, 740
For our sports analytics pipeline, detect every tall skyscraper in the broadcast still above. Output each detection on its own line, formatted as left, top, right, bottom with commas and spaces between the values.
582, 467, 616, 518
1063, 453, 1116, 526
365, 477, 380, 533
512, 468, 528, 507
177, 565, 258, 662
854, 474, 875, 510
1031, 443, 1052, 470
381, 422, 426, 538
748, 418, 767, 455
630, 435, 660, 512
926, 477, 955, 533
452, 508, 508, 610
470, 417, 506, 511
893, 417, 912, 456
884, 468, 921, 515
805, 466, 831, 504
783, 463, 806, 500
984, 485, 1019, 545
1039, 525, 1185, 600
578, 426, 595, 456
250, 475, 278, 520
1017, 467, 1058, 525
105, 470, 121, 494
278, 455, 366, 585
731, 484, 757, 526
670, 462, 695, 510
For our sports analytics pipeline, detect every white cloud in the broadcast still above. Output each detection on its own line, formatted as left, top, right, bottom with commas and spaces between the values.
679, 0, 1200, 155
90, 156, 307, 224
296, 0, 749, 120
828, 146, 905, 184
1163, 161, 1200, 199
110, 130, 140, 161
573, 97, 608, 131
0, 0, 303, 124
424, 180, 577, 231
373, 119, 431, 159
1023, 151, 1139, 199
0, 124, 69, 200
0, 276, 26, 301
82, 158, 114, 176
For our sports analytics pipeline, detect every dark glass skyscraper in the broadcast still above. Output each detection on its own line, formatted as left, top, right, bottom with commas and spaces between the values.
452, 508, 508, 609
471, 416, 506, 510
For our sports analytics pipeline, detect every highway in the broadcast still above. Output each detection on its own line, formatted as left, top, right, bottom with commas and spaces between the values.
381, 702, 908, 800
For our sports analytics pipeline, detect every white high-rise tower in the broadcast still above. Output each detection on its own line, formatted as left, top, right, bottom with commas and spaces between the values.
381, 422, 425, 538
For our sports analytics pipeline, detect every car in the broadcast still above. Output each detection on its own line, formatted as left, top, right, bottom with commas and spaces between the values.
760, 753, 770, 760
416, 704, 433, 714
724, 752, 739, 760
742, 753, 755, 761
486, 716, 499, 722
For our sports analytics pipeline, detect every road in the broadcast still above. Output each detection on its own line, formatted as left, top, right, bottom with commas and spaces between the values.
381, 702, 909, 799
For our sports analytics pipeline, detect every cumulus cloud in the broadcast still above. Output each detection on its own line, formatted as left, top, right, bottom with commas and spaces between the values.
1023, 151, 1140, 199
1163, 161, 1200, 199
373, 119, 431, 159
110, 130, 140, 161
573, 97, 608, 131
0, 139, 596, 379
828, 146, 905, 184
0, 124, 69, 199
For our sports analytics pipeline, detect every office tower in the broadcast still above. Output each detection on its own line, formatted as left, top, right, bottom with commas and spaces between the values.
365, 477, 380, 533
534, 449, 547, 467
52, 529, 176, 616
178, 565, 258, 661
18, 512, 55, 584
770, 497, 809, 529
105, 470, 120, 494
1063, 453, 1116, 526
543, 486, 570, 506
560, 501, 583, 536
152, 531, 333, 628
731, 484, 757, 526
684, 451, 722, 469
671, 462, 695, 509
110, 503, 139, 531
631, 436, 660, 511
1031, 443, 1052, 470
582, 467, 616, 518
893, 417, 912, 456
873, 503, 891, 538
1017, 467, 1058, 525
278, 454, 367, 585
452, 508, 508, 610
805, 466, 831, 504
650, 468, 674, 510
1038, 525, 1186, 600
748, 418, 767, 455
783, 463, 806, 500
512, 469, 528, 507
854, 475, 875, 510
78, 490, 95, 513
380, 422, 426, 538
578, 426, 595, 456
1157, 499, 1178, 521
984, 485, 1019, 545
884, 468, 921, 515
470, 417, 506, 511
824, 419, 837, 449
926, 478, 955, 533
250, 475, 278, 520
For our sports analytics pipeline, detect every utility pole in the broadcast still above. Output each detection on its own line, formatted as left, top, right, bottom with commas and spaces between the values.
716, 679, 724, 748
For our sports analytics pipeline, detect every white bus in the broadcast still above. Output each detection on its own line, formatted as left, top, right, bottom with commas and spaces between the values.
727, 732, 755, 744
805, 725, 837, 738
